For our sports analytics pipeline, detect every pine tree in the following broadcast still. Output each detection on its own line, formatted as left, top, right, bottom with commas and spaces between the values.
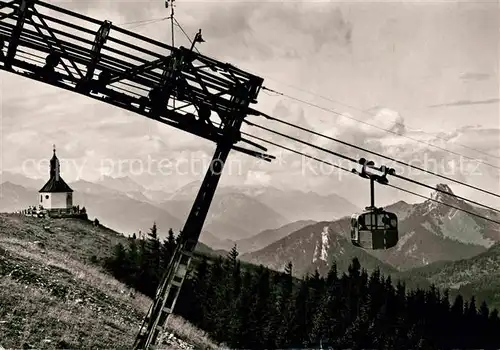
148, 222, 158, 238
289, 278, 311, 348
232, 260, 242, 302
465, 296, 479, 347
142, 222, 162, 294
127, 237, 140, 286
479, 300, 489, 319
135, 235, 151, 296
176, 256, 209, 326
306, 269, 325, 346
108, 243, 128, 280
147, 222, 161, 261
310, 262, 340, 346
488, 309, 500, 347
246, 266, 273, 349
285, 261, 293, 276
176, 230, 185, 245
212, 245, 242, 341
433, 288, 451, 347
476, 300, 490, 347
348, 257, 361, 279
231, 270, 254, 349
346, 258, 363, 324
467, 296, 477, 317
227, 244, 238, 264
202, 257, 226, 336
161, 228, 177, 267
273, 262, 295, 348
342, 294, 373, 349
449, 294, 465, 347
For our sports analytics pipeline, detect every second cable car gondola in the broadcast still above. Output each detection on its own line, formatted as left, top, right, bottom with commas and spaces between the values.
350, 158, 399, 250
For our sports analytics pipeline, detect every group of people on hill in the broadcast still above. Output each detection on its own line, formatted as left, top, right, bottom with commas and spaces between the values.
17, 205, 87, 217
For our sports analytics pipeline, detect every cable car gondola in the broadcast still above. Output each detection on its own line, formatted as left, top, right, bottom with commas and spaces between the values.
350, 158, 399, 250
351, 209, 398, 249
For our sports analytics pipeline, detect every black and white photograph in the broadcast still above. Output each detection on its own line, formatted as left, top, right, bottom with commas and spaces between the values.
0, 0, 499, 348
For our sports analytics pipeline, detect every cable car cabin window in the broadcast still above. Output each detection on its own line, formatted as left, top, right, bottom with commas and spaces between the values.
350, 216, 360, 245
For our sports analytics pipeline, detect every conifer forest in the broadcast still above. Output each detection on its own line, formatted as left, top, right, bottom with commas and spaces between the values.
105, 224, 500, 349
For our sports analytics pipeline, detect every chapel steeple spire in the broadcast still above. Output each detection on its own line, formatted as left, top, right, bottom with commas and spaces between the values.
50, 144, 60, 181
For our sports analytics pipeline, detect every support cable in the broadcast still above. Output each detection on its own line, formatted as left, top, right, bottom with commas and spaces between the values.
247, 111, 500, 199
173, 17, 200, 54
261, 81, 500, 162
243, 120, 500, 213
261, 86, 500, 171
242, 132, 500, 226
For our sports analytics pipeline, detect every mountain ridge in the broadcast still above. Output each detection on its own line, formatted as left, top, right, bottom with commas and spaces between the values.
241, 183, 498, 276
234, 219, 317, 254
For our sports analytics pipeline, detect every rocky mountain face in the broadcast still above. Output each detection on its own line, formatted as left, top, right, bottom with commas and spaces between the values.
367, 184, 499, 270
240, 219, 397, 278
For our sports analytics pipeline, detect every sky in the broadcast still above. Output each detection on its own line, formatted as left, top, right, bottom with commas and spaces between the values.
0, 0, 499, 209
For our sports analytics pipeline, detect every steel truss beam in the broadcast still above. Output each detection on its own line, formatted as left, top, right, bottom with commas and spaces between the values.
0, 0, 274, 161
4, 0, 31, 69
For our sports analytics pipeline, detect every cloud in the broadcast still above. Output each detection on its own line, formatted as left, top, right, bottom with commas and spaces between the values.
428, 98, 500, 108
48, 0, 161, 25
173, 1, 353, 61
446, 127, 500, 162
306, 107, 408, 160
244, 170, 272, 186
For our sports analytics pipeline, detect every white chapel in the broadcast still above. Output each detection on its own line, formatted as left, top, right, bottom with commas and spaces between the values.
38, 145, 74, 210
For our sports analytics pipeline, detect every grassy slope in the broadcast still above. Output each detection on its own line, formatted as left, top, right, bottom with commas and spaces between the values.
0, 213, 220, 349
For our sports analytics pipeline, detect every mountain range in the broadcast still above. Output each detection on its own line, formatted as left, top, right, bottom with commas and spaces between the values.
367, 185, 499, 270
3, 170, 500, 310
0, 172, 359, 250
241, 183, 500, 277
3, 170, 499, 278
